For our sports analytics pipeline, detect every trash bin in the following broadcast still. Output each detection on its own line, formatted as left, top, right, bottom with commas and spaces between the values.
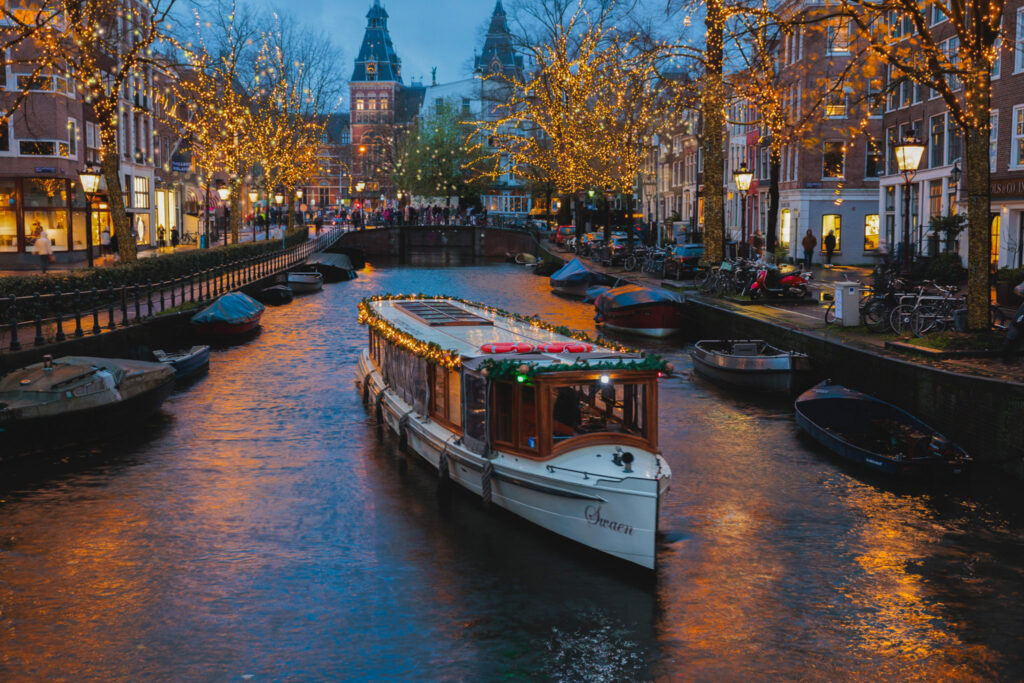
200, 235, 207, 249
834, 281, 861, 327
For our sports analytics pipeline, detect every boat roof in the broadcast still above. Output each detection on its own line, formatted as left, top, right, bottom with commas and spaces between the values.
369, 297, 643, 367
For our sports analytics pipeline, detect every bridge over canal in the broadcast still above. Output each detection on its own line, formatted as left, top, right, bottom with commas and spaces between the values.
331, 225, 540, 265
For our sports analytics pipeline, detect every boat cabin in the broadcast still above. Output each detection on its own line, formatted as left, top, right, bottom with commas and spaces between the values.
363, 297, 660, 459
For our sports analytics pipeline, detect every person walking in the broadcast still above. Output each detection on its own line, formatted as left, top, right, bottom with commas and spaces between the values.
100, 227, 111, 264
314, 213, 323, 235
802, 229, 817, 268
33, 228, 53, 273
824, 230, 837, 267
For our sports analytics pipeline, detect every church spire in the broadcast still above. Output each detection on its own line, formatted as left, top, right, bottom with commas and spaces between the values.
475, 1, 523, 80
352, 0, 402, 83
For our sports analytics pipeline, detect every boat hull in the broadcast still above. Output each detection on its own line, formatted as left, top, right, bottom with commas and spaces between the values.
0, 376, 173, 461
599, 302, 687, 338
690, 341, 810, 394
191, 316, 261, 338
156, 345, 210, 381
358, 351, 665, 569
286, 273, 324, 293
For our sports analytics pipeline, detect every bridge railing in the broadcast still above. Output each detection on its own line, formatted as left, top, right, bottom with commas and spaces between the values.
0, 228, 341, 353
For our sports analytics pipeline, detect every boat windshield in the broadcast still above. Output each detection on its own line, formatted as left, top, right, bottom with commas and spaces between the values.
550, 380, 647, 447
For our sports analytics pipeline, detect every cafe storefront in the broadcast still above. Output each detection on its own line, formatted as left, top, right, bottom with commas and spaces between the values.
0, 176, 104, 266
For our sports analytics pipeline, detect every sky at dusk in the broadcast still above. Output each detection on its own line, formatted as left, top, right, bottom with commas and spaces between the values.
254, 0, 501, 103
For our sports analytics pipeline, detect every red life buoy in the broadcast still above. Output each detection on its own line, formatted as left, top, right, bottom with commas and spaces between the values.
480, 342, 536, 353
542, 342, 593, 353
542, 342, 566, 353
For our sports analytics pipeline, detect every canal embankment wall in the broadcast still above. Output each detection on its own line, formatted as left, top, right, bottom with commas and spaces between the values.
687, 298, 1024, 477
337, 226, 540, 262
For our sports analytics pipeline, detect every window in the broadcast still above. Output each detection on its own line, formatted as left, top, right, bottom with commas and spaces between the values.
429, 365, 462, 430
67, 118, 77, 157
781, 209, 791, 249
19, 140, 55, 155
827, 19, 850, 54
462, 97, 470, 115
380, 96, 388, 110
864, 214, 880, 250
133, 175, 150, 209
355, 97, 364, 110
550, 381, 648, 452
823, 141, 845, 178
0, 117, 8, 152
825, 90, 847, 118
993, 38, 1002, 79
368, 96, 376, 110
990, 110, 999, 171
931, 1, 947, 24
929, 180, 942, 217
886, 126, 898, 175
821, 215, 841, 251
0, 49, 6, 89
16, 74, 50, 91
866, 138, 883, 177
930, 113, 946, 168
945, 37, 961, 90
1016, 9, 1024, 73
1013, 105, 1024, 168
493, 381, 537, 454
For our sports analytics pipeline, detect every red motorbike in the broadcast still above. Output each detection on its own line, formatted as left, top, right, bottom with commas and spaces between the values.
749, 265, 810, 300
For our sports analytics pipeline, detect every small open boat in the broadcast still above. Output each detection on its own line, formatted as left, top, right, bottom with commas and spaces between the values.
549, 257, 617, 297
153, 345, 210, 381
257, 284, 294, 306
190, 292, 264, 338
306, 253, 358, 282
595, 285, 688, 338
286, 271, 324, 293
358, 295, 671, 570
794, 381, 972, 476
690, 340, 810, 394
0, 355, 174, 457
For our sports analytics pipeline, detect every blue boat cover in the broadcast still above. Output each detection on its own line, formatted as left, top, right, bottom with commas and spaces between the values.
191, 292, 265, 325
550, 258, 615, 287
596, 284, 677, 311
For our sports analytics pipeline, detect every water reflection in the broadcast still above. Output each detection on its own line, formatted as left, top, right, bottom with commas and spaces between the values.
0, 263, 1022, 680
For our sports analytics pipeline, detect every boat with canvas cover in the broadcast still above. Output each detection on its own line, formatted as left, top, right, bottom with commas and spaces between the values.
0, 355, 174, 457
549, 257, 617, 297
690, 339, 810, 393
357, 295, 671, 570
190, 292, 264, 338
286, 271, 324, 293
594, 285, 688, 338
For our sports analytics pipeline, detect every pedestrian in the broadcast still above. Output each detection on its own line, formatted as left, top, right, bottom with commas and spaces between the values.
171, 229, 179, 249
158, 225, 166, 249
824, 230, 837, 267
752, 230, 764, 258
100, 227, 111, 263
802, 229, 817, 267
314, 213, 323, 234
110, 230, 119, 262
33, 228, 53, 273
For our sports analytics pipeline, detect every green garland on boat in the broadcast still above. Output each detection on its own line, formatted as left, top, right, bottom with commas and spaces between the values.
357, 293, 670, 376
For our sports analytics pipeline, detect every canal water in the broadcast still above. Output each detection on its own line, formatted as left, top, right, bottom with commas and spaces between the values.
2, 264, 1023, 681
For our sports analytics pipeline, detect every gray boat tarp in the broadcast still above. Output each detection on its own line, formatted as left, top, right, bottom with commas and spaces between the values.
191, 292, 265, 325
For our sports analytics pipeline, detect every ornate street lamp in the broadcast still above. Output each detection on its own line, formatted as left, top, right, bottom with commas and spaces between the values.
275, 192, 285, 248
733, 163, 753, 245
216, 182, 230, 202
78, 165, 102, 268
895, 135, 925, 275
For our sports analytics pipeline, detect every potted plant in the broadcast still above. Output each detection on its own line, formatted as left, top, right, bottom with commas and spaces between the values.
927, 213, 967, 254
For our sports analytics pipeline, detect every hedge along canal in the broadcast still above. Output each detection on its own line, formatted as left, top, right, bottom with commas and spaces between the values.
686, 296, 1024, 477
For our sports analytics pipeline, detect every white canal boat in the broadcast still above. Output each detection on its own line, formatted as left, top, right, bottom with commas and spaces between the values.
357, 295, 671, 570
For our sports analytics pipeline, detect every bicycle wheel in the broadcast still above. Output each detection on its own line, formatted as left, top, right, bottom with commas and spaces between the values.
861, 299, 889, 332
824, 302, 837, 325
911, 305, 939, 337
694, 267, 710, 289
623, 255, 637, 272
890, 304, 916, 334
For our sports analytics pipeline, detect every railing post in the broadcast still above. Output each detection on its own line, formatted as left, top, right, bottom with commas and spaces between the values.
54, 289, 66, 342
170, 278, 176, 309
120, 285, 129, 326
204, 270, 211, 300
181, 274, 187, 305
106, 286, 115, 330
33, 292, 44, 346
73, 289, 84, 338
189, 273, 195, 303
92, 288, 102, 335
133, 284, 141, 321
7, 294, 20, 351
147, 279, 154, 317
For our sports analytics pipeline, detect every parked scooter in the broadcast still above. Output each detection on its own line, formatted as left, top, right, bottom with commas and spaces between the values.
749, 265, 810, 300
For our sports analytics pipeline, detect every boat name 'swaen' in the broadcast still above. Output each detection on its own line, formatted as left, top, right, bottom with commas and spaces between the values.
585, 505, 634, 535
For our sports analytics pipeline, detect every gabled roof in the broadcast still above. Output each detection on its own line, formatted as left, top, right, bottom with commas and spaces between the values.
351, 0, 402, 83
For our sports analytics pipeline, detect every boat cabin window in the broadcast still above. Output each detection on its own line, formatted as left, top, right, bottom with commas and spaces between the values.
429, 365, 462, 431
550, 380, 647, 445
380, 338, 427, 412
492, 381, 538, 454
369, 330, 381, 365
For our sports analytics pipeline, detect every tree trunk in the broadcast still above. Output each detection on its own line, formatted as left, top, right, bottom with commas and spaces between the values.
603, 195, 612, 245
287, 193, 295, 233
557, 193, 571, 225
767, 147, 781, 255
100, 148, 137, 264
963, 67, 992, 331
626, 193, 635, 250
702, 0, 725, 264
230, 182, 242, 244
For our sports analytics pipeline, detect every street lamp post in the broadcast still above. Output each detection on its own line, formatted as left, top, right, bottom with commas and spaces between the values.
78, 166, 102, 268
895, 135, 926, 275
248, 189, 258, 241
275, 193, 285, 248
216, 180, 230, 245
652, 134, 661, 248
733, 163, 753, 251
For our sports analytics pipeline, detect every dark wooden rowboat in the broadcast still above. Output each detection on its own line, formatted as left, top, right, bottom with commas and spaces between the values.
794, 380, 971, 477
690, 339, 810, 393
153, 345, 210, 381
594, 285, 687, 338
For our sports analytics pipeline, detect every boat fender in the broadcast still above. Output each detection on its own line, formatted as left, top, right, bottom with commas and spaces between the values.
362, 372, 372, 404
374, 388, 387, 426
398, 413, 411, 454
438, 447, 451, 494
481, 460, 494, 509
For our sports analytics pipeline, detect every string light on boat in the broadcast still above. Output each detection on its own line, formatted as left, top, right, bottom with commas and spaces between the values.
600, 374, 611, 385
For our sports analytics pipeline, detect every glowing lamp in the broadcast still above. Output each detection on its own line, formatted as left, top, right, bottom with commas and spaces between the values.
78, 166, 102, 195
274, 193, 284, 205
894, 136, 925, 174
248, 190, 258, 203
732, 164, 753, 193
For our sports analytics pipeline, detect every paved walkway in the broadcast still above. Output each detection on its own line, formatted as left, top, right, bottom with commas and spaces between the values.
544, 240, 1024, 383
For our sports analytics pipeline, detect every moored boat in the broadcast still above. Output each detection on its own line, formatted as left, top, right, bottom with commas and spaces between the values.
153, 345, 210, 381
357, 295, 672, 570
306, 253, 358, 282
690, 339, 811, 394
549, 257, 617, 297
257, 284, 294, 306
794, 380, 972, 476
595, 285, 688, 338
0, 355, 174, 457
190, 292, 264, 338
286, 271, 324, 293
